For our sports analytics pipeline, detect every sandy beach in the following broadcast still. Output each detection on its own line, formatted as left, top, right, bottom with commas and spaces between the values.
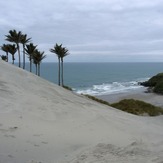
97, 87, 163, 108
0, 60, 163, 163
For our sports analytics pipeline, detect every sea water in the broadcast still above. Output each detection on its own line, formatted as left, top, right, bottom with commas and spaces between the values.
24, 62, 163, 95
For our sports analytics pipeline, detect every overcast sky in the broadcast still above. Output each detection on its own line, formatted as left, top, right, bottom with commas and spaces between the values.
0, 0, 163, 62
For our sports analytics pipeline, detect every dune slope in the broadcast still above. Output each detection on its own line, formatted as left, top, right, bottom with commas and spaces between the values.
0, 60, 163, 163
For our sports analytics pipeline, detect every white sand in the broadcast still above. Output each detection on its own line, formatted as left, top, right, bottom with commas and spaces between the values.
0, 60, 163, 163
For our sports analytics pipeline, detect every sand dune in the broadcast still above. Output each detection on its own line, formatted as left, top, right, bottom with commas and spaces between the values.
0, 60, 163, 163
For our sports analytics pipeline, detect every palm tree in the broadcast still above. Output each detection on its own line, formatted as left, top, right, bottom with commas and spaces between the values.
32, 49, 46, 76
32, 50, 38, 75
1, 44, 10, 62
60, 46, 69, 86
50, 44, 62, 86
5, 29, 22, 67
25, 43, 37, 72
20, 34, 31, 69
8, 44, 17, 64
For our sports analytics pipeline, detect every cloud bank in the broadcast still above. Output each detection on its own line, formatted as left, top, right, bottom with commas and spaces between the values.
0, 0, 163, 62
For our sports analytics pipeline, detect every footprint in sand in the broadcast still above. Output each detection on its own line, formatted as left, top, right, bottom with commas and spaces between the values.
1, 126, 18, 131
29, 160, 42, 163
4, 134, 16, 138
33, 134, 43, 137
0, 126, 18, 134
41, 141, 48, 144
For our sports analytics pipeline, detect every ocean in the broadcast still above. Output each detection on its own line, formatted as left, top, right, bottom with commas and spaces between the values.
24, 62, 163, 95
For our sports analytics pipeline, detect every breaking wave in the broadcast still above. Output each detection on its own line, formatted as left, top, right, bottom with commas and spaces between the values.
75, 78, 149, 95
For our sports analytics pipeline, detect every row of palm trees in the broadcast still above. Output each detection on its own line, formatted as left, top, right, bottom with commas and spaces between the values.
50, 44, 69, 86
1, 29, 69, 86
1, 44, 17, 64
1, 29, 46, 76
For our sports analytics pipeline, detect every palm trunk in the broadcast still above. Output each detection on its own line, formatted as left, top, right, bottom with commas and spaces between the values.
38, 63, 40, 76
35, 64, 38, 75
6, 52, 8, 62
61, 59, 64, 86
58, 57, 61, 86
30, 57, 32, 72
17, 43, 21, 68
23, 44, 25, 69
12, 55, 14, 64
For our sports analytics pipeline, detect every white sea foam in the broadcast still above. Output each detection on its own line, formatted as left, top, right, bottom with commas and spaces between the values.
76, 78, 149, 95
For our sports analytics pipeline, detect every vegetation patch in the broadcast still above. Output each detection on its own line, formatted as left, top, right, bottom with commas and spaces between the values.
111, 99, 163, 116
84, 94, 163, 116
141, 73, 163, 94
153, 81, 163, 94
84, 94, 110, 106
62, 85, 73, 91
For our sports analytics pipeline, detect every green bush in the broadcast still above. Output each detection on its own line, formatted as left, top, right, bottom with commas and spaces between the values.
84, 94, 110, 106
84, 94, 163, 116
140, 73, 163, 95
154, 81, 163, 94
141, 73, 163, 87
111, 99, 163, 116
62, 85, 73, 91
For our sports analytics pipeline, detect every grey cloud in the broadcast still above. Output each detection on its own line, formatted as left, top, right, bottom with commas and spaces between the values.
0, 0, 163, 62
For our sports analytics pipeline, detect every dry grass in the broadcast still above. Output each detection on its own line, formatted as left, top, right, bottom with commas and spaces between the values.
85, 94, 163, 116
111, 99, 163, 116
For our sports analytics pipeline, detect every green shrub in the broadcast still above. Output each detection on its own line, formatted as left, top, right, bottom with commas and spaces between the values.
111, 99, 163, 116
84, 95, 163, 116
154, 81, 163, 94
140, 73, 163, 95
141, 73, 163, 87
84, 94, 110, 106
62, 85, 73, 91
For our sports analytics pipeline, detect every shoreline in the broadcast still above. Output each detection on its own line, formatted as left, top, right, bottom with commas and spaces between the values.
96, 87, 163, 108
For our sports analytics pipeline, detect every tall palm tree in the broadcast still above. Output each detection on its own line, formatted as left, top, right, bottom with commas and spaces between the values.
20, 34, 31, 69
25, 43, 37, 72
1, 44, 10, 62
32, 49, 46, 76
50, 44, 62, 86
33, 51, 38, 75
5, 29, 22, 67
60, 46, 69, 86
8, 44, 17, 64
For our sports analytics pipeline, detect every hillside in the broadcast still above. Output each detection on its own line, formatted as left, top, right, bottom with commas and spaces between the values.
0, 60, 163, 163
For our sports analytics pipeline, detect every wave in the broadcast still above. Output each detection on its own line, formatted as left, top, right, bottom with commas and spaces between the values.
75, 78, 149, 95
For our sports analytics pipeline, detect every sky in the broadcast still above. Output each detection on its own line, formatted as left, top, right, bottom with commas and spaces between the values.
0, 0, 163, 62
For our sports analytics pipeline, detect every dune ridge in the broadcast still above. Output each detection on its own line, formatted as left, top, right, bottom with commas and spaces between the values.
0, 60, 163, 163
